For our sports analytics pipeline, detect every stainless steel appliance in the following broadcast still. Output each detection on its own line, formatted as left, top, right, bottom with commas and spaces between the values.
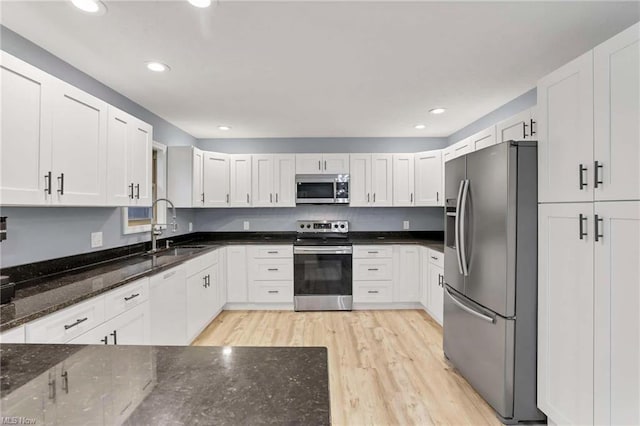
295, 174, 350, 204
294, 220, 352, 311
443, 141, 545, 424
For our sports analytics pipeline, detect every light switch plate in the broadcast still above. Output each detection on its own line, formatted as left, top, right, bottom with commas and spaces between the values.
91, 231, 103, 248
403, 221, 410, 230
243, 221, 250, 230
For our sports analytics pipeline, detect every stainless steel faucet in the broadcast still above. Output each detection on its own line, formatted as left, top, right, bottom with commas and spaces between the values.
149, 198, 178, 253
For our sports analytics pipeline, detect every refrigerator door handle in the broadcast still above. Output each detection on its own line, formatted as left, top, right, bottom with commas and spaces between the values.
459, 179, 470, 276
445, 287, 494, 324
454, 180, 465, 274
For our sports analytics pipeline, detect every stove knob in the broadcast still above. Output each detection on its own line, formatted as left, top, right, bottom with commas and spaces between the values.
334, 224, 339, 228
306, 224, 311, 228
340, 224, 345, 229
300, 224, 305, 229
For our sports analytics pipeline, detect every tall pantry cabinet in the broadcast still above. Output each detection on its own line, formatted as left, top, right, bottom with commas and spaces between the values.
537, 22, 640, 426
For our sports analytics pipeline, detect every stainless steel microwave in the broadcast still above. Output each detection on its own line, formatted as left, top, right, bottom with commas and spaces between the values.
295, 174, 350, 204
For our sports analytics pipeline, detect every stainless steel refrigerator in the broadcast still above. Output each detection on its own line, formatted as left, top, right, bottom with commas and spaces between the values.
443, 141, 545, 424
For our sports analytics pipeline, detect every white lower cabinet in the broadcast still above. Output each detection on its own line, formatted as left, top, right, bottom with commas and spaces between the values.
247, 245, 293, 304
226, 245, 248, 303
420, 247, 444, 325
353, 281, 393, 303
353, 245, 394, 305
392, 245, 420, 302
68, 300, 150, 345
149, 265, 188, 345
26, 296, 106, 343
0, 325, 25, 343
186, 259, 219, 342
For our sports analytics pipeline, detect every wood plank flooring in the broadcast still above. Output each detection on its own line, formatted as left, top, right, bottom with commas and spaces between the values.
192, 310, 501, 426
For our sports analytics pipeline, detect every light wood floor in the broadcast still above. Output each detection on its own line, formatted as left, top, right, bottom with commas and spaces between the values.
192, 310, 501, 426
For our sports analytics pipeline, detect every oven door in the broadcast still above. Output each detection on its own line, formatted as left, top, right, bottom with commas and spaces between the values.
293, 246, 352, 296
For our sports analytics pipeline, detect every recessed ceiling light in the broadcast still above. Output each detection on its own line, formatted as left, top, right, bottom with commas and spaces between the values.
70, 0, 107, 15
218, 125, 231, 131
414, 124, 426, 129
146, 62, 170, 73
188, 0, 212, 7
429, 108, 447, 115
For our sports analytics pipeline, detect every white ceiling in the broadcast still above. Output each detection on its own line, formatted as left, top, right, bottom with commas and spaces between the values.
1, 1, 638, 139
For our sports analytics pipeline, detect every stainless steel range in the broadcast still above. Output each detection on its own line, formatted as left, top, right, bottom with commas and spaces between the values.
293, 220, 352, 311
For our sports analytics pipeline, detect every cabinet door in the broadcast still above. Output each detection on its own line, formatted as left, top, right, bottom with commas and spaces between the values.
251, 154, 274, 207
149, 266, 187, 345
187, 264, 218, 341
109, 301, 150, 345
392, 245, 420, 302
442, 145, 456, 163
218, 247, 228, 311
594, 23, 640, 201
203, 152, 230, 207
129, 120, 153, 206
452, 138, 473, 159
470, 125, 497, 151
392, 154, 415, 206
0, 52, 52, 205
538, 52, 594, 203
349, 154, 371, 207
538, 203, 594, 424
420, 248, 429, 309
414, 150, 443, 206
273, 154, 296, 207
0, 326, 25, 343
323, 154, 350, 174
371, 154, 393, 206
51, 81, 107, 205
106, 106, 133, 206
428, 264, 444, 325
229, 154, 252, 207
226, 246, 248, 302
594, 201, 640, 424
295, 154, 323, 174
496, 109, 531, 143
192, 148, 204, 206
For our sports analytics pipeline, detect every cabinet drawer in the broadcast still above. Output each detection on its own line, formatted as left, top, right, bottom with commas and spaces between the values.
353, 245, 393, 259
249, 259, 293, 281
353, 258, 393, 280
248, 245, 293, 259
0, 325, 25, 343
353, 282, 393, 303
249, 281, 293, 303
427, 249, 444, 268
26, 297, 105, 343
104, 277, 149, 320
186, 249, 219, 277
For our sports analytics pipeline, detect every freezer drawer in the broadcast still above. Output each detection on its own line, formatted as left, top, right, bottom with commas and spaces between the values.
443, 286, 515, 420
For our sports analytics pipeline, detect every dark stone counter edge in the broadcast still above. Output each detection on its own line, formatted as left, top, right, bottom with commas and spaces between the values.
1, 231, 443, 332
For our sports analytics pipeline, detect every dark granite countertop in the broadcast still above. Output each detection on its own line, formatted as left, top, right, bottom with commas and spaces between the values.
1, 231, 442, 331
0, 344, 330, 425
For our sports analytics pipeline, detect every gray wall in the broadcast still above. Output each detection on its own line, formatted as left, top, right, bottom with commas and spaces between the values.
447, 88, 537, 145
198, 137, 448, 153
196, 206, 443, 233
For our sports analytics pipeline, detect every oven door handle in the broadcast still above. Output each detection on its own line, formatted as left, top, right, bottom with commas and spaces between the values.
294, 246, 353, 255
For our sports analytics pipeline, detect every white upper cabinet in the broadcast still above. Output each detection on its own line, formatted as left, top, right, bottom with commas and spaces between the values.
538, 51, 594, 203
50, 80, 108, 206
453, 138, 473, 159
469, 125, 497, 151
496, 108, 537, 143
229, 154, 252, 207
392, 154, 415, 206
203, 152, 230, 207
371, 154, 393, 206
442, 145, 456, 163
414, 150, 443, 206
192, 148, 204, 206
106, 106, 152, 206
273, 154, 296, 207
295, 153, 349, 174
0, 52, 53, 205
593, 23, 640, 202
349, 154, 372, 207
251, 154, 275, 207
167, 146, 203, 207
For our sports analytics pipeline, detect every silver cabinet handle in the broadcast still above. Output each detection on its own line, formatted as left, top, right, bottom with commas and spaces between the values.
267, 268, 279, 271
445, 287, 494, 323
275, 193, 278, 203
410, 193, 413, 203
226, 194, 229, 203
136, 183, 140, 199
124, 293, 140, 301
267, 251, 279, 254
579, 164, 588, 190
367, 193, 370, 203
459, 179, 470, 276
318, 160, 321, 170
270, 193, 273, 203
246, 193, 250, 203
44, 171, 52, 195
367, 251, 379, 254
367, 268, 379, 271
57, 173, 65, 195
436, 191, 439, 202
61, 371, 69, 394
324, 160, 327, 170
579, 214, 588, 240
373, 193, 376, 203
454, 180, 465, 275
594, 161, 604, 188
595, 214, 604, 242
367, 290, 379, 294
64, 317, 88, 330
201, 192, 205, 203
268, 290, 279, 294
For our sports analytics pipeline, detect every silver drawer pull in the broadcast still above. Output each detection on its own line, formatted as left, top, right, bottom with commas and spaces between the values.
367, 290, 379, 294
367, 251, 379, 254
124, 293, 140, 301
430, 256, 439, 260
267, 251, 279, 254
267, 268, 279, 271
64, 317, 88, 330
367, 268, 379, 271
268, 290, 279, 294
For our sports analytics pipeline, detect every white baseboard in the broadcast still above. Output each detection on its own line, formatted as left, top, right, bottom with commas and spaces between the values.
223, 303, 294, 311
352, 302, 423, 310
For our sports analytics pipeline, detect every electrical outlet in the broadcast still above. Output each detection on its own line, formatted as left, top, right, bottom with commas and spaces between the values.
243, 221, 250, 230
403, 221, 410, 230
91, 231, 103, 248
188, 222, 193, 232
